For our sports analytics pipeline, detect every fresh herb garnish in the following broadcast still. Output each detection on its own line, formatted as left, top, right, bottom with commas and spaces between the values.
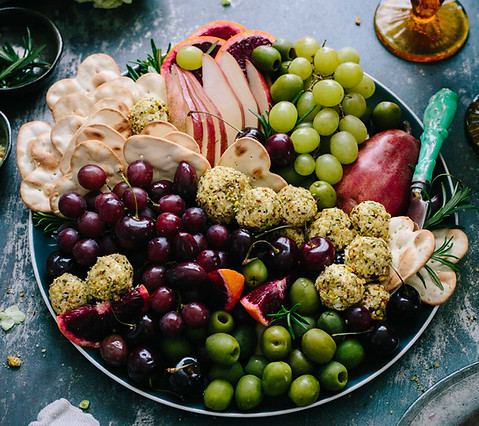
424, 180, 475, 229
127, 39, 169, 81
32, 211, 68, 234
0, 28, 51, 89
251, 109, 274, 139
268, 303, 309, 339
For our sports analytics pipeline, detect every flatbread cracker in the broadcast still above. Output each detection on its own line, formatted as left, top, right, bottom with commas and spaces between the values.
163, 131, 201, 154
141, 120, 178, 138
50, 140, 125, 215
386, 216, 436, 291
406, 228, 468, 305
51, 115, 86, 156
218, 137, 287, 192
52, 93, 94, 122
135, 73, 167, 103
90, 98, 130, 116
16, 121, 53, 179
123, 134, 210, 182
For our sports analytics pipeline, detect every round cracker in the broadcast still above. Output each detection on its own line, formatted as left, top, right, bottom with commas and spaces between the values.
218, 137, 287, 192
141, 120, 178, 138
135, 73, 167, 104
16, 121, 53, 179
406, 268, 456, 305
87, 107, 131, 138
162, 131, 200, 154
123, 134, 210, 182
90, 98, 130, 116
75, 53, 121, 93
21, 163, 62, 213
46, 78, 84, 111
51, 115, 86, 156
52, 92, 94, 122
90, 83, 135, 109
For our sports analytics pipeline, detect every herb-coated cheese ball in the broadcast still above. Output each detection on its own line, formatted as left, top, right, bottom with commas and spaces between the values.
315, 264, 365, 311
271, 226, 306, 249
128, 97, 169, 135
308, 207, 355, 251
196, 166, 251, 224
49, 273, 88, 315
360, 283, 390, 320
86, 253, 134, 301
236, 186, 281, 231
344, 236, 392, 282
349, 201, 391, 240
278, 185, 317, 227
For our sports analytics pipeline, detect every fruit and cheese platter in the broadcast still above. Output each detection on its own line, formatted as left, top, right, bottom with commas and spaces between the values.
18, 20, 472, 416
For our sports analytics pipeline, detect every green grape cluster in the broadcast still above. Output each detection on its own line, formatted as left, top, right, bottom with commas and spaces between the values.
252, 37, 380, 210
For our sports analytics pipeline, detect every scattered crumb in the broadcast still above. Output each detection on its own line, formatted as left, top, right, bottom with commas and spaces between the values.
7, 356, 21, 368
41, 349, 46, 353
355, 17, 361, 25
390, 410, 394, 415
79, 400, 90, 410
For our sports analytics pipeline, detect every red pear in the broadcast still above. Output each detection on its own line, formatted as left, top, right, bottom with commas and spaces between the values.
334, 129, 420, 216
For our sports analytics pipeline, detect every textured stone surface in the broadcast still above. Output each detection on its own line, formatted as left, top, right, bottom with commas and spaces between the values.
0, 0, 478, 424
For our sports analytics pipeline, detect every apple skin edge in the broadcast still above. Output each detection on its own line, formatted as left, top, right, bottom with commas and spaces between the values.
334, 129, 421, 216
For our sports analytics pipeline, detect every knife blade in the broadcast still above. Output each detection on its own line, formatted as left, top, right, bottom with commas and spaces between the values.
407, 88, 459, 228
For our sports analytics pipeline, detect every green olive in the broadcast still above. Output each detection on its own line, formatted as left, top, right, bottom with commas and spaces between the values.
334, 338, 366, 369
209, 361, 244, 385
203, 379, 234, 411
316, 360, 348, 392
290, 277, 321, 315
262, 361, 292, 397
208, 310, 235, 334
244, 354, 268, 378
251, 45, 282, 74
273, 38, 297, 61
372, 101, 402, 131
288, 374, 320, 407
242, 259, 268, 289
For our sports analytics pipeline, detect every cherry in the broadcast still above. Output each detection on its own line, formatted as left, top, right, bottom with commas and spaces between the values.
300, 236, 335, 274
266, 236, 299, 278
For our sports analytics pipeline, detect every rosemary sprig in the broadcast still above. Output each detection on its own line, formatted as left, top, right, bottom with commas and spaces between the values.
32, 211, 68, 234
423, 181, 475, 229
0, 28, 51, 88
251, 110, 274, 139
127, 39, 170, 81
268, 303, 309, 339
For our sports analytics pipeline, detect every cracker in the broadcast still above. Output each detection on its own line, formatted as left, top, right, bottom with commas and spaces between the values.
162, 131, 201, 154
123, 134, 210, 182
135, 73, 167, 103
21, 163, 62, 213
51, 115, 86, 156
141, 120, 178, 138
16, 121, 52, 179
31, 131, 62, 171
218, 137, 287, 192
60, 123, 127, 174
406, 228, 468, 305
50, 139, 125, 215
90, 83, 135, 109
386, 216, 436, 291
90, 98, 130, 116
87, 108, 131, 138
46, 78, 84, 110
52, 93, 94, 122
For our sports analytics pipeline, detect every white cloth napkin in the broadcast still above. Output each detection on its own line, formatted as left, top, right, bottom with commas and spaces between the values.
29, 398, 100, 426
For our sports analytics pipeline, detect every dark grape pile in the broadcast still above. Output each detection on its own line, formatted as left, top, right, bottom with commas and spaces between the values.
45, 159, 423, 410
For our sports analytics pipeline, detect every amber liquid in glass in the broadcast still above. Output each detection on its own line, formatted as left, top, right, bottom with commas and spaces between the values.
374, 0, 469, 62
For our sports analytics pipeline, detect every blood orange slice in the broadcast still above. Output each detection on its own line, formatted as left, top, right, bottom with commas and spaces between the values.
240, 277, 288, 326
207, 268, 245, 311
161, 36, 224, 82
215, 30, 276, 74
57, 285, 149, 348
187, 21, 247, 40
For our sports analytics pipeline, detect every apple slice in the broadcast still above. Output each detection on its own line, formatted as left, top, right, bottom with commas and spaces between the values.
245, 59, 272, 117
216, 51, 259, 129
201, 53, 244, 148
178, 67, 216, 166
172, 65, 203, 146
182, 70, 228, 165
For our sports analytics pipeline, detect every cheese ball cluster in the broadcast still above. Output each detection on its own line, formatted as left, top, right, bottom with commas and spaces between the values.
313, 201, 392, 311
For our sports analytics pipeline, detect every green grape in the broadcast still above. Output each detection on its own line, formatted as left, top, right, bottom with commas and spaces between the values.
312, 79, 344, 107
329, 131, 358, 164
276, 60, 291, 77
293, 36, 320, 61
313, 107, 339, 136
315, 154, 343, 185
339, 115, 368, 144
289, 57, 313, 80
348, 74, 375, 99
269, 101, 298, 133
293, 122, 314, 132
294, 154, 316, 176
341, 92, 367, 117
313, 47, 339, 76
291, 127, 320, 153
270, 74, 304, 103
176, 45, 203, 71
333, 62, 363, 89
372, 101, 402, 131
309, 180, 337, 209
296, 91, 321, 122
337, 47, 360, 64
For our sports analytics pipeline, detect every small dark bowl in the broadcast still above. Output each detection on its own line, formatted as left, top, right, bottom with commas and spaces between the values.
0, 111, 11, 169
0, 7, 63, 96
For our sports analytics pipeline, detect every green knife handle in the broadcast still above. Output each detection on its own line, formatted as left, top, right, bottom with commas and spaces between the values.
412, 88, 459, 187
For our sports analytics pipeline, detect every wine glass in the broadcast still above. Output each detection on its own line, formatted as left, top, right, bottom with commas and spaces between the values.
374, 0, 469, 62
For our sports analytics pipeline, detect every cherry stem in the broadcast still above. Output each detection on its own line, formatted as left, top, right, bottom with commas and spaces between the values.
166, 363, 196, 374
188, 110, 240, 133
242, 240, 279, 265
120, 172, 139, 220
255, 224, 295, 239
331, 327, 374, 337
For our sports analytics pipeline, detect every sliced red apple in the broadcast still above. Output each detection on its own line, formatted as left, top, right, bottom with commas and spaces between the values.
182, 70, 228, 165
245, 59, 272, 117
216, 51, 259, 129
178, 67, 217, 166
201, 53, 245, 148
171, 64, 203, 148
